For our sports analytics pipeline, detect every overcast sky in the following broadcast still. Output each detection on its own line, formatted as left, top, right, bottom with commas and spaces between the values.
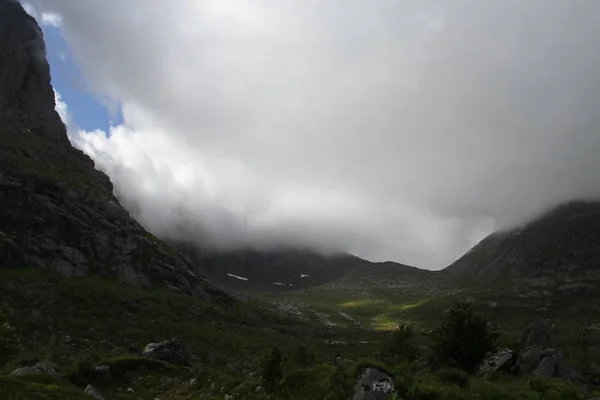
27, 0, 600, 269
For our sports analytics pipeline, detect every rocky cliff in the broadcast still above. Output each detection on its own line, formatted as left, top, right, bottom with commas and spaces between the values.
0, 0, 230, 302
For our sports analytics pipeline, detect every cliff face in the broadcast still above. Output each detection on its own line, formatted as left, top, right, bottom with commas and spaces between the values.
0, 0, 230, 303
0, 0, 67, 142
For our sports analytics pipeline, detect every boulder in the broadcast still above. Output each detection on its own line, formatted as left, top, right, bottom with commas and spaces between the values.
478, 348, 517, 375
143, 338, 190, 365
352, 367, 396, 400
11, 361, 58, 379
515, 320, 584, 382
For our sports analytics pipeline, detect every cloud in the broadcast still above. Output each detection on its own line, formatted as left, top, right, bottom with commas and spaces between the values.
33, 0, 600, 269
53, 90, 69, 123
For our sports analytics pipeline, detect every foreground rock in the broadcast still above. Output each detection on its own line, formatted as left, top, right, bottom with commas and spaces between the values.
84, 384, 106, 400
479, 320, 584, 382
11, 361, 58, 379
352, 367, 396, 400
479, 348, 516, 375
143, 338, 190, 365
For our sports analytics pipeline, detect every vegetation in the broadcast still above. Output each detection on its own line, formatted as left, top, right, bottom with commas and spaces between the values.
379, 322, 420, 365
0, 267, 599, 398
261, 346, 285, 391
0, 303, 19, 366
431, 300, 499, 372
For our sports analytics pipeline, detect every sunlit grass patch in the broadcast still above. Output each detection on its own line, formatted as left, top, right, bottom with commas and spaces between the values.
340, 299, 382, 308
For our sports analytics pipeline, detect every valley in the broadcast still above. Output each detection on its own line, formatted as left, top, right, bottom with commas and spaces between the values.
1, 1, 600, 399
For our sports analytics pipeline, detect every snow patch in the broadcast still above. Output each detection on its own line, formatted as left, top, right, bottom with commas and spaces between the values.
227, 273, 248, 281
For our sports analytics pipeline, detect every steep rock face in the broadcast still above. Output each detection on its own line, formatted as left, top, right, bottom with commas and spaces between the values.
0, 0, 67, 142
0, 0, 230, 302
444, 201, 600, 282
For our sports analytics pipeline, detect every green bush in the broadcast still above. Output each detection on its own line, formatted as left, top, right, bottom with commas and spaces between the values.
380, 323, 420, 365
431, 300, 498, 372
436, 367, 469, 388
0, 303, 19, 365
293, 344, 316, 367
527, 376, 583, 400
406, 381, 468, 400
326, 363, 352, 400
392, 362, 417, 397
261, 346, 284, 391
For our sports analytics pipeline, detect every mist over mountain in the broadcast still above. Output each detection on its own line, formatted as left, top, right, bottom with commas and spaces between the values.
28, 0, 600, 269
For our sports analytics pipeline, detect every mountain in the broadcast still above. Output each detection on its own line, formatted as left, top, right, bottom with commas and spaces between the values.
169, 243, 373, 291
444, 201, 600, 283
0, 0, 229, 303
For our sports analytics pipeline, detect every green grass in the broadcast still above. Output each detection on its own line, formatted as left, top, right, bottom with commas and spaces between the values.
0, 375, 91, 400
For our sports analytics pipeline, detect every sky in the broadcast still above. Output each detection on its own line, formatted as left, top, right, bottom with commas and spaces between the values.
23, 0, 600, 270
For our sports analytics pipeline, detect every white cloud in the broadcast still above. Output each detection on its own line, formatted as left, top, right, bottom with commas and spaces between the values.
41, 11, 61, 27
53, 90, 69, 123
35, 0, 600, 269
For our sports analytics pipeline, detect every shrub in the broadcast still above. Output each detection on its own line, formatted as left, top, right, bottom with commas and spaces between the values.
380, 323, 420, 365
436, 367, 469, 388
392, 362, 417, 397
293, 344, 316, 367
325, 363, 351, 400
431, 300, 498, 372
406, 381, 468, 400
527, 377, 583, 400
261, 346, 284, 391
0, 303, 19, 365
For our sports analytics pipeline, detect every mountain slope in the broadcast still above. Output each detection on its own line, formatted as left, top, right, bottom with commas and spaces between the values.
444, 201, 600, 282
170, 243, 373, 291
0, 0, 229, 303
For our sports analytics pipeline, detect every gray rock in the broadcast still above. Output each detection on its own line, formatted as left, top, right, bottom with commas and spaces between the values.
84, 384, 106, 400
533, 355, 556, 377
143, 338, 190, 365
479, 348, 516, 375
515, 321, 585, 382
11, 361, 58, 379
11, 366, 44, 377
93, 364, 111, 380
32, 361, 58, 378
352, 367, 395, 400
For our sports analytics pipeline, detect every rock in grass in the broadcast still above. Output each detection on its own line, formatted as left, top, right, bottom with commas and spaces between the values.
352, 367, 396, 400
11, 361, 58, 379
84, 384, 105, 400
478, 349, 517, 375
143, 338, 190, 365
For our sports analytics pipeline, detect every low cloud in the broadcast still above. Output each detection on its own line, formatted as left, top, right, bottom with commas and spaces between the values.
35, 0, 600, 269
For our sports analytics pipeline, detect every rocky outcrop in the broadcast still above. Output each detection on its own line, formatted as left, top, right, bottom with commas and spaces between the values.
143, 338, 190, 366
478, 349, 517, 375
479, 320, 584, 383
352, 367, 396, 400
0, 0, 67, 142
0, 0, 231, 304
